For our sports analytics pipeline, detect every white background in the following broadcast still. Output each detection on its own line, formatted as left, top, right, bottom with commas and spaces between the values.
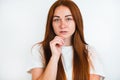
0, 0, 120, 80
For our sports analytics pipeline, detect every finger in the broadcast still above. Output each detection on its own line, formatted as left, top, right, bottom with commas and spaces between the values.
51, 39, 64, 47
54, 36, 64, 45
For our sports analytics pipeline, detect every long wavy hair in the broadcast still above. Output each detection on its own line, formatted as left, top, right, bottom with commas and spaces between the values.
40, 0, 90, 80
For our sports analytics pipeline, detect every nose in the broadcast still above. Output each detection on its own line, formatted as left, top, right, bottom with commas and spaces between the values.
60, 19, 67, 29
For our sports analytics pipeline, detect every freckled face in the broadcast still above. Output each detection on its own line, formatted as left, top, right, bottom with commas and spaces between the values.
52, 5, 76, 40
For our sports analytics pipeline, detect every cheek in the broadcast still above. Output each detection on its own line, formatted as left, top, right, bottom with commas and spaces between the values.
70, 23, 76, 33
71, 27, 76, 34
52, 23, 56, 31
52, 25, 59, 34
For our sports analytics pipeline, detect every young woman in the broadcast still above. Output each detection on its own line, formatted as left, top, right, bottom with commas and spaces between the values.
28, 0, 105, 80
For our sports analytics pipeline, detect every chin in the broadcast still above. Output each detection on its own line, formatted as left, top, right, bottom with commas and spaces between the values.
60, 35, 71, 39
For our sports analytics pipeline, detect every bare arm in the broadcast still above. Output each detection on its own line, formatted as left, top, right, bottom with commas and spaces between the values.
31, 56, 59, 80
31, 68, 44, 80
31, 36, 64, 80
90, 74, 101, 80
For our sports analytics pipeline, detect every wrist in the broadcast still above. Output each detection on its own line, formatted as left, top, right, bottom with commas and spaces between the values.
50, 55, 61, 62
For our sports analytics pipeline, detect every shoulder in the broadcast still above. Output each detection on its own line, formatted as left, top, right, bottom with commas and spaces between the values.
31, 43, 45, 60
86, 45, 98, 59
86, 45, 105, 78
86, 45, 101, 64
27, 43, 45, 73
32, 43, 43, 54
32, 43, 43, 51
86, 45, 96, 54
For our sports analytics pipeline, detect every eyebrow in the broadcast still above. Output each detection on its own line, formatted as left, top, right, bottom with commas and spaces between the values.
53, 15, 72, 18
65, 15, 72, 17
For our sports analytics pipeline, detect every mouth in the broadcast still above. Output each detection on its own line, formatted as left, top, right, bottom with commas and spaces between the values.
60, 31, 68, 34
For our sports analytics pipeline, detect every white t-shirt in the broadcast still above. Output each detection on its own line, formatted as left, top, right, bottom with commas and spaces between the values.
27, 44, 105, 80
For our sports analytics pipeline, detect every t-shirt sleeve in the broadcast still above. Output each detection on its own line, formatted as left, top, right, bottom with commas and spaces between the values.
87, 45, 105, 79
27, 44, 45, 73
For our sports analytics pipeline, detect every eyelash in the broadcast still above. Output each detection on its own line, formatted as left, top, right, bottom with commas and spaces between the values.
66, 18, 73, 21
53, 19, 60, 22
53, 18, 73, 22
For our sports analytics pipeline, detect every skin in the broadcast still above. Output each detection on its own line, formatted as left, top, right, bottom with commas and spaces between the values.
31, 5, 101, 80
52, 5, 76, 46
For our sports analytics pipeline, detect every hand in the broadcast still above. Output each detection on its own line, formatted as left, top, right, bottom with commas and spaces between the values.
50, 36, 64, 59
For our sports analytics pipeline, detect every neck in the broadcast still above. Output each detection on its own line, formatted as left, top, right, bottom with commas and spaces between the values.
64, 37, 72, 46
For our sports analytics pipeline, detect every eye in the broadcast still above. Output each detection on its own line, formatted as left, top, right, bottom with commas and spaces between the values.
66, 17, 73, 21
53, 18, 60, 22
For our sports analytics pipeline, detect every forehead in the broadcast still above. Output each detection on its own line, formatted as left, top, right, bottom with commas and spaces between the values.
53, 5, 72, 16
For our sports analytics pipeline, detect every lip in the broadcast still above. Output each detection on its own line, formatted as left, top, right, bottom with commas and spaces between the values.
60, 31, 68, 34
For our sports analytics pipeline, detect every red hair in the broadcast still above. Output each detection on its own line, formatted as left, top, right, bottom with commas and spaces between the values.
40, 0, 90, 80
